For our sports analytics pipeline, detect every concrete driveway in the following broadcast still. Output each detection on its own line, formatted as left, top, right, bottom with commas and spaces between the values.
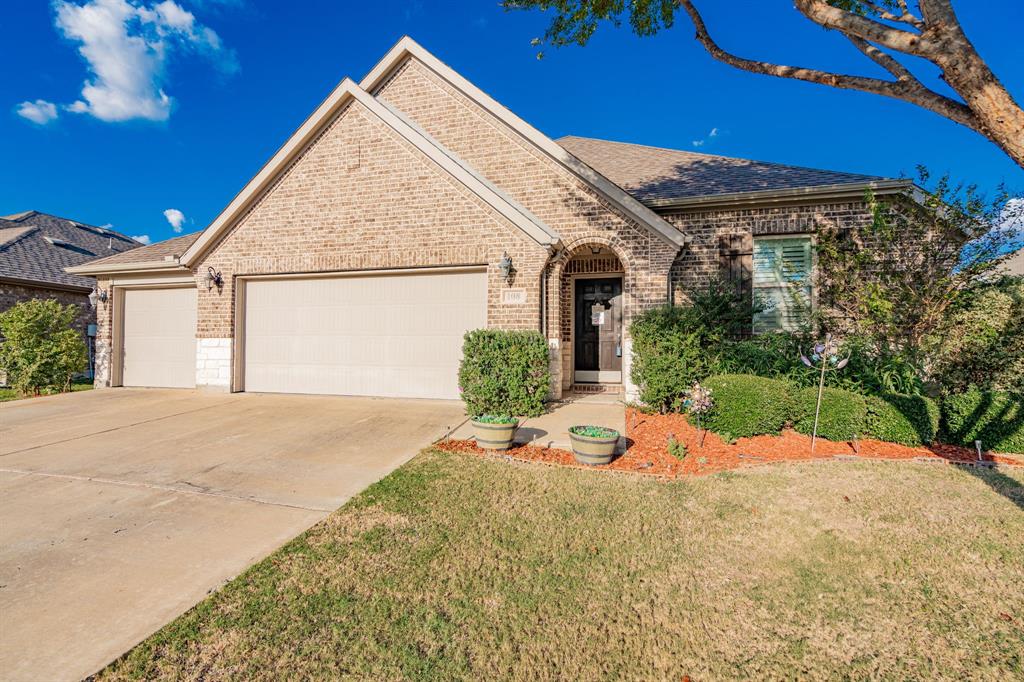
0, 388, 465, 682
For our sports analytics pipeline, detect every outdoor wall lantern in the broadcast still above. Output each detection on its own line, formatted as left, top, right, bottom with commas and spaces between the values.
88, 286, 107, 308
498, 252, 514, 284
205, 266, 224, 292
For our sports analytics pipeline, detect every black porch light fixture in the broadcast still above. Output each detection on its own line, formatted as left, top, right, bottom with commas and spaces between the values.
88, 286, 107, 308
205, 266, 223, 291
498, 252, 513, 284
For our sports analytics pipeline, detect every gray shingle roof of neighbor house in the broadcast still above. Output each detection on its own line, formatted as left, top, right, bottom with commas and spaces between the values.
1002, 248, 1024, 276
557, 136, 908, 207
0, 210, 142, 290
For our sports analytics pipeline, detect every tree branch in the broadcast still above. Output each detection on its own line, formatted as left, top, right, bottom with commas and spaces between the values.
793, 0, 935, 56
860, 1, 924, 30
677, 0, 978, 130
845, 35, 914, 81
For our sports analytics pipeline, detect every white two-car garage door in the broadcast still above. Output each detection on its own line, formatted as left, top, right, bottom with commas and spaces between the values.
242, 269, 487, 400
121, 287, 197, 388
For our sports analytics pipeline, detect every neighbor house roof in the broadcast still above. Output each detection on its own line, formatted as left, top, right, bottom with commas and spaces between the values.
0, 210, 141, 291
65, 232, 201, 275
557, 136, 909, 209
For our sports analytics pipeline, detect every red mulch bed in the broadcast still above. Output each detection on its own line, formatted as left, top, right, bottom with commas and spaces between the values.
436, 408, 1022, 479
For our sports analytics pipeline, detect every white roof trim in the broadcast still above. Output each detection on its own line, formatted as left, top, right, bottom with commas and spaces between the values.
361, 36, 688, 249
65, 259, 189, 276
180, 79, 558, 266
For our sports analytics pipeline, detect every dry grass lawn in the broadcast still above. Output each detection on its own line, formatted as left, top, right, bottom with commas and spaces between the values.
100, 450, 1024, 681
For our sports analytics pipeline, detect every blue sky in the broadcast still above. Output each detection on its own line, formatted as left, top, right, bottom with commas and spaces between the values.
2, 0, 1022, 244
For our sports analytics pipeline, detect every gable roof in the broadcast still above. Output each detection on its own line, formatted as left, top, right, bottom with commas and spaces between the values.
360, 37, 688, 249
558, 136, 909, 209
66, 232, 201, 275
178, 78, 558, 267
0, 211, 141, 290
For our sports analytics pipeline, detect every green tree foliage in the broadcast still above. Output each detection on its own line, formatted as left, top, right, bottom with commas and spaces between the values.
0, 299, 87, 396
458, 329, 550, 418
816, 171, 1023, 393
929, 276, 1024, 394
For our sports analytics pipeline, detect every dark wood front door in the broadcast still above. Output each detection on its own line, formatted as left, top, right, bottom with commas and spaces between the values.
574, 277, 623, 382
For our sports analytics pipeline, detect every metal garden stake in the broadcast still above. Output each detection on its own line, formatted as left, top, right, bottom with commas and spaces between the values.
800, 334, 849, 454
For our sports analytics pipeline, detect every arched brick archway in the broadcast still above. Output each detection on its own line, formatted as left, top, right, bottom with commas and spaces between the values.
545, 235, 677, 400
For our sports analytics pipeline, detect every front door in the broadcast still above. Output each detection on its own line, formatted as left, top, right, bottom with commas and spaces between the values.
574, 277, 623, 383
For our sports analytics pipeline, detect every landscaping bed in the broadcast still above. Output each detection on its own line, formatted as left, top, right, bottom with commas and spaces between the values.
437, 408, 1021, 479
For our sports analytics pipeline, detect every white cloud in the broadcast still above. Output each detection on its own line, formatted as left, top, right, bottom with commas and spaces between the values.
692, 127, 721, 149
38, 0, 237, 123
163, 208, 185, 232
16, 99, 59, 125
130, 234, 152, 244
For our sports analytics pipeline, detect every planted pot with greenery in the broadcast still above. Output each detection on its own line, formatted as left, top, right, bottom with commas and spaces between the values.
471, 414, 519, 450
568, 425, 620, 465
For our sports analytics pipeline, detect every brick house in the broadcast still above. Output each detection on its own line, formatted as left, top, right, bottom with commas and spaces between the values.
1, 211, 141, 379
68, 37, 910, 401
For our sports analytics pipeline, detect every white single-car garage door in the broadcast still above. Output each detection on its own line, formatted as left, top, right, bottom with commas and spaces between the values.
242, 269, 487, 399
122, 287, 197, 388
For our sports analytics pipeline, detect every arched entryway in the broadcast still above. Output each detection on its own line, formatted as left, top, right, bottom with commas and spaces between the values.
549, 241, 627, 394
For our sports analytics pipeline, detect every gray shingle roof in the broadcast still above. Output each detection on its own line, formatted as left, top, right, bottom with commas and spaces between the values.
0, 211, 142, 290
557, 136, 889, 205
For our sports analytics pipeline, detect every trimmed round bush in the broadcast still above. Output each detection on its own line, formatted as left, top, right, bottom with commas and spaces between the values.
864, 393, 940, 446
942, 388, 1024, 454
794, 386, 867, 442
703, 374, 796, 441
458, 329, 550, 418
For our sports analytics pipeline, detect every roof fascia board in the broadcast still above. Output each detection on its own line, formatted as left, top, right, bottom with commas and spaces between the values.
361, 37, 687, 249
181, 78, 558, 266
64, 260, 189, 276
0, 276, 92, 293
647, 179, 913, 211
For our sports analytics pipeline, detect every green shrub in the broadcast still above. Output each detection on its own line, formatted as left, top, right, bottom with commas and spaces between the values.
703, 374, 796, 440
629, 305, 712, 413
458, 329, 550, 418
793, 386, 867, 442
942, 388, 1024, 454
929, 278, 1024, 394
864, 393, 940, 446
717, 332, 809, 384
0, 299, 87, 396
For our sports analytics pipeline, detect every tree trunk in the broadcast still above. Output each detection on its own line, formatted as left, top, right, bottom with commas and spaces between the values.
931, 24, 1024, 167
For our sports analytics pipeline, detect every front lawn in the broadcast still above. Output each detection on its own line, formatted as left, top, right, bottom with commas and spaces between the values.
101, 451, 1023, 680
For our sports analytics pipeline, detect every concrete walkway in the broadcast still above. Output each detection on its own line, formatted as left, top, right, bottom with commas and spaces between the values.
0, 388, 464, 682
451, 392, 626, 450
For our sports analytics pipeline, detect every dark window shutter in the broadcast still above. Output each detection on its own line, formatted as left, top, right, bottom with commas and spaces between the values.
718, 232, 753, 298
718, 232, 753, 337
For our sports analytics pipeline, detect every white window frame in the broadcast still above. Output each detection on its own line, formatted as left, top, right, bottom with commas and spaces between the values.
751, 233, 817, 333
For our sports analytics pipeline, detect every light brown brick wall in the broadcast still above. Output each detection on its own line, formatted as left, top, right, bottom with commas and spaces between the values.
191, 98, 551, 339
663, 201, 874, 303
373, 57, 680, 342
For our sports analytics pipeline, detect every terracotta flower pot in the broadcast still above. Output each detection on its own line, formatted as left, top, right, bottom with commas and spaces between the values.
472, 417, 518, 450
568, 425, 620, 465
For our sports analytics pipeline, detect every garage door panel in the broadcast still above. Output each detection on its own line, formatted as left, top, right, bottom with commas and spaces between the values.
122, 288, 197, 389
244, 270, 486, 399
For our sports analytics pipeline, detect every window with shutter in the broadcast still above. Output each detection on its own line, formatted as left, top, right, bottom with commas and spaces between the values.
752, 236, 813, 333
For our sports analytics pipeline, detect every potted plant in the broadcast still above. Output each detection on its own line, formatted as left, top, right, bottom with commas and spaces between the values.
568, 425, 620, 465
471, 414, 519, 450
